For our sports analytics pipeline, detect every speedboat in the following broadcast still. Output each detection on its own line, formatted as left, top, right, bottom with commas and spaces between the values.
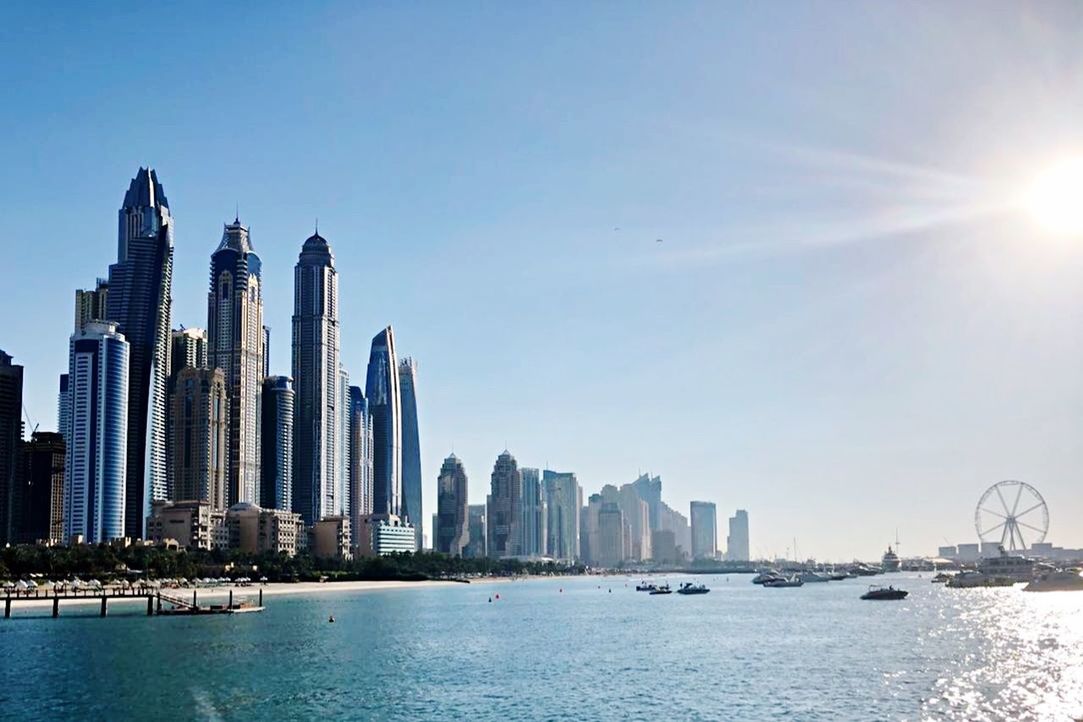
676, 582, 710, 595
635, 582, 657, 592
861, 585, 908, 600
763, 576, 804, 588
1024, 570, 1083, 592
649, 584, 672, 595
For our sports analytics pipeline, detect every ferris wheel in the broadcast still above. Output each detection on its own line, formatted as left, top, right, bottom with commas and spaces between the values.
974, 480, 1049, 552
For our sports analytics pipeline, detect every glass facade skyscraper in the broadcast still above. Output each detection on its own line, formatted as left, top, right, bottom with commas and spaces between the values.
365, 326, 402, 518
65, 321, 129, 543
261, 376, 294, 512
690, 500, 718, 559
208, 219, 264, 506
347, 385, 374, 542
291, 231, 340, 525
543, 470, 581, 561
520, 467, 547, 557
0, 350, 24, 545
106, 168, 173, 537
398, 357, 421, 549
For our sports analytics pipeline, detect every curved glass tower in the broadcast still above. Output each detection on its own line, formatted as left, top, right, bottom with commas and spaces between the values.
365, 327, 402, 518
398, 357, 421, 548
106, 168, 173, 538
208, 218, 264, 506
291, 232, 340, 525
65, 321, 129, 543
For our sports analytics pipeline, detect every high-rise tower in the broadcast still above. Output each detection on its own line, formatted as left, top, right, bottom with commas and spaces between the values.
261, 376, 294, 511
365, 327, 402, 518
436, 453, 469, 556
347, 386, 374, 543
65, 322, 129, 543
487, 450, 521, 558
291, 230, 340, 525
398, 357, 421, 548
106, 168, 173, 538
208, 218, 264, 506
170, 367, 229, 510
0, 350, 24, 545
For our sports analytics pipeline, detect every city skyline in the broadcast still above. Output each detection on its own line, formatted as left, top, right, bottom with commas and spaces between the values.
4, 4, 1083, 559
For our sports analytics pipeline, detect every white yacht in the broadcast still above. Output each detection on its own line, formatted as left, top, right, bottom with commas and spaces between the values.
1024, 570, 1083, 592
978, 547, 1035, 582
881, 546, 901, 573
798, 570, 830, 583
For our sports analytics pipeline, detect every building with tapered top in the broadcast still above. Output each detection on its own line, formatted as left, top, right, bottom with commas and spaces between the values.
436, 453, 469, 556
365, 327, 402, 518
209, 218, 264, 506
106, 168, 173, 538
487, 450, 521, 558
291, 230, 340, 525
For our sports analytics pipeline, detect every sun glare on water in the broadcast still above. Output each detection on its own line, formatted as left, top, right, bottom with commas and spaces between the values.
1022, 156, 1083, 235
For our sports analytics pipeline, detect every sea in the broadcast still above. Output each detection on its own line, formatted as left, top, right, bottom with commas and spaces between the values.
2, 572, 1081, 721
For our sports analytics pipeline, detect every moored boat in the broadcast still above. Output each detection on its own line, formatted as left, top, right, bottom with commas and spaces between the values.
763, 576, 804, 588
648, 584, 672, 595
635, 582, 657, 592
1024, 570, 1083, 592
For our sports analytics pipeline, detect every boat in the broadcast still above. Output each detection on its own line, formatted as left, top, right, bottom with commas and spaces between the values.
635, 582, 658, 592
945, 570, 1015, 589
849, 563, 880, 577
676, 582, 710, 595
648, 584, 672, 595
861, 585, 908, 600
931, 572, 952, 584
881, 546, 901, 573
978, 547, 1035, 582
751, 571, 783, 585
798, 571, 830, 583
1024, 570, 1083, 592
763, 576, 804, 588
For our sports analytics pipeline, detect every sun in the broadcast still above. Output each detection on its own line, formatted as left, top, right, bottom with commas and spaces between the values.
1022, 156, 1083, 235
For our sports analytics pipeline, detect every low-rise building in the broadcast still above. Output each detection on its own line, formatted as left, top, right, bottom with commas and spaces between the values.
146, 500, 223, 550
355, 514, 415, 557
311, 516, 352, 560
259, 507, 304, 556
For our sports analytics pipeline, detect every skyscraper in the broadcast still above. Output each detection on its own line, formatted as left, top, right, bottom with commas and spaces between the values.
365, 327, 401, 518
106, 168, 173, 538
465, 504, 487, 559
631, 473, 662, 531
170, 367, 228, 510
57, 374, 69, 444
519, 467, 547, 557
74, 279, 109, 333
727, 509, 750, 562
291, 230, 340, 525
171, 327, 208, 373
347, 385, 374, 539
336, 365, 350, 517
65, 321, 129, 543
487, 450, 521, 558
690, 501, 718, 559
543, 470, 581, 561
435, 453, 469, 556
398, 357, 422, 550
208, 218, 264, 506
18, 431, 65, 544
0, 350, 24, 545
596, 502, 626, 567
260, 376, 294, 511
167, 327, 208, 497
619, 484, 651, 561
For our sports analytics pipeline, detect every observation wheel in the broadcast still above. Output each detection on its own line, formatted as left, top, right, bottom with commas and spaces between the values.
974, 480, 1048, 552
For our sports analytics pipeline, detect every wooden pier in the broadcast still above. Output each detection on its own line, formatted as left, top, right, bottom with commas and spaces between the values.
3, 587, 264, 618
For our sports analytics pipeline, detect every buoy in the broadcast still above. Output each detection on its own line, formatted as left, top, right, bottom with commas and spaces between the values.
559, 588, 562, 593
328, 615, 335, 623
488, 597, 492, 603
495, 593, 500, 600
608, 589, 611, 593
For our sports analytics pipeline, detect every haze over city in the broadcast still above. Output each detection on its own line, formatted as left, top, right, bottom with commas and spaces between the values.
4, 2, 1083, 559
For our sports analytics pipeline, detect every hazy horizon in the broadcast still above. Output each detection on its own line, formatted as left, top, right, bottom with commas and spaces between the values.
3, 2, 1082, 559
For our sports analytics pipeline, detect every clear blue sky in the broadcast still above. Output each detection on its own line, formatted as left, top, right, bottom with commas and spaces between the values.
3, 2, 1082, 559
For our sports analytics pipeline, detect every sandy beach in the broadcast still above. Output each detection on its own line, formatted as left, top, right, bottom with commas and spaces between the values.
3, 578, 484, 611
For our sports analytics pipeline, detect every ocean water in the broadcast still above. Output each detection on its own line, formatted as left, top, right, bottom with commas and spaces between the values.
2, 573, 1082, 721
